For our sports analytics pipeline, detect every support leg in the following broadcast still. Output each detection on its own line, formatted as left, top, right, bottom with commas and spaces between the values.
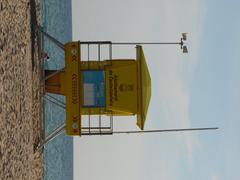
36, 25, 65, 51
35, 123, 66, 152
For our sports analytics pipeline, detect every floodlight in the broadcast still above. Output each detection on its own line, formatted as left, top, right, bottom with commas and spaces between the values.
182, 46, 188, 53
182, 33, 187, 41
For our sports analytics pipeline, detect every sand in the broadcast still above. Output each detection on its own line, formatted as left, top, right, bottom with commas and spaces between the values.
0, 0, 44, 179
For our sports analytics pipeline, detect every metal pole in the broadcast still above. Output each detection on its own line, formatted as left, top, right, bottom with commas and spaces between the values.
79, 41, 182, 45
36, 26, 65, 51
45, 94, 66, 107
113, 127, 218, 134
44, 67, 65, 81
112, 42, 182, 45
80, 41, 112, 44
44, 96, 66, 110
35, 123, 66, 152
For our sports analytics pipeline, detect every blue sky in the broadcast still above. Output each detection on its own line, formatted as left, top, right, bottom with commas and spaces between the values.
72, 0, 240, 179
189, 1, 240, 179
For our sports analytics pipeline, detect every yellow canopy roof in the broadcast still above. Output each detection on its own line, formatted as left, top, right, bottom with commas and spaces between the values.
136, 46, 151, 130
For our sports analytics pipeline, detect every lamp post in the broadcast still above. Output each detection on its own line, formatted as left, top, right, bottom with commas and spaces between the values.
180, 33, 188, 53
110, 33, 189, 53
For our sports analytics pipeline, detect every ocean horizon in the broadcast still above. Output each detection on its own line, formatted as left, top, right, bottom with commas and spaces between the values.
41, 0, 73, 180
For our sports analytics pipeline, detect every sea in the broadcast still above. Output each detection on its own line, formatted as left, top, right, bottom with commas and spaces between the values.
40, 0, 73, 180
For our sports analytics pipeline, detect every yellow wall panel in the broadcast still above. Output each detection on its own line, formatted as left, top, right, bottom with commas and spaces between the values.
65, 41, 82, 136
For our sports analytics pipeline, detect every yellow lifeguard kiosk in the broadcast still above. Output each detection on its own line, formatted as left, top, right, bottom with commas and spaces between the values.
35, 27, 217, 151
44, 41, 151, 136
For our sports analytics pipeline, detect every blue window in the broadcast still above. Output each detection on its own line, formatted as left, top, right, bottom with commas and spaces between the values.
83, 71, 106, 107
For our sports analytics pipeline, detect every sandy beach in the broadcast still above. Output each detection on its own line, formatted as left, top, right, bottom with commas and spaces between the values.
0, 0, 44, 179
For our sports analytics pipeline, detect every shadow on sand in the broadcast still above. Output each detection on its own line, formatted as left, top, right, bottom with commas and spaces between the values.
30, 0, 38, 70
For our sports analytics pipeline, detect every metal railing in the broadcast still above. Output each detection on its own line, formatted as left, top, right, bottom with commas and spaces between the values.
80, 41, 114, 136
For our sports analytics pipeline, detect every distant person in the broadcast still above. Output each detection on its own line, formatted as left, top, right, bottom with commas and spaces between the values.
43, 52, 49, 61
